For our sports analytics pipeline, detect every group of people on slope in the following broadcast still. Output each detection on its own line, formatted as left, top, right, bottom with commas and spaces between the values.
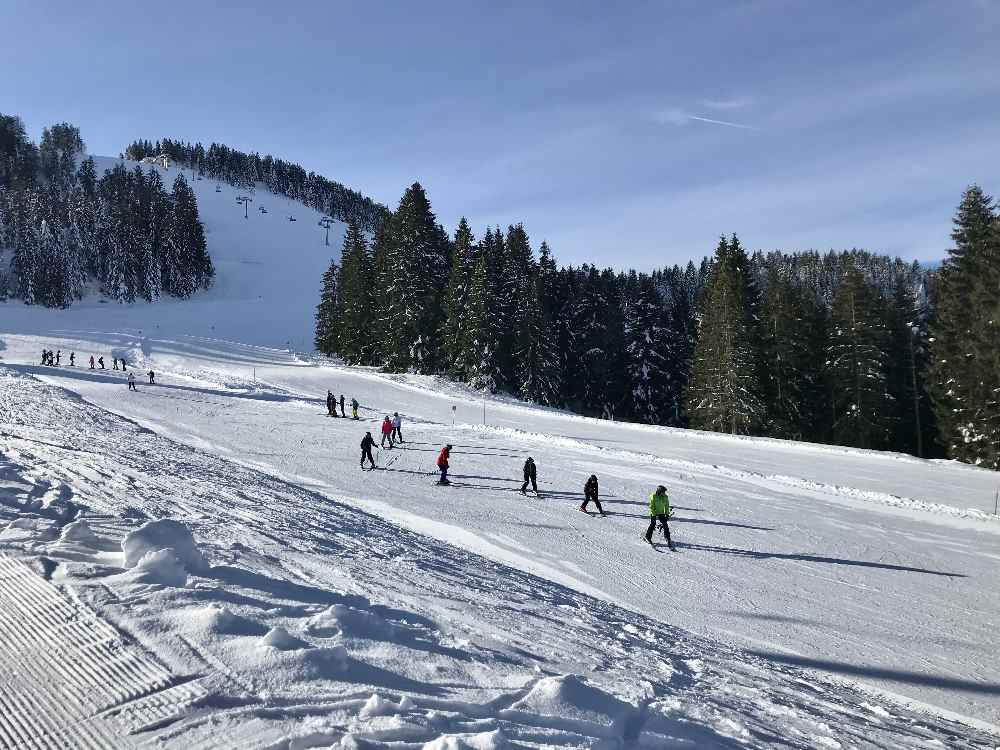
39, 348, 155, 390
40, 349, 74, 367
326, 391, 361, 420
360, 434, 676, 547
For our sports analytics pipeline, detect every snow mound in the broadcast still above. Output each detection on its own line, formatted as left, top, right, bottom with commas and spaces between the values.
59, 519, 97, 545
305, 604, 395, 639
422, 729, 508, 750
193, 605, 266, 636
261, 626, 309, 651
122, 519, 207, 572
506, 675, 632, 738
130, 549, 188, 587
359, 693, 415, 719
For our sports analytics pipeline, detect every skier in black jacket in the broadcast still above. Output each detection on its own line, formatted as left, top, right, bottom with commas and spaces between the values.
520, 457, 538, 495
326, 390, 335, 416
339, 394, 346, 418
360, 432, 377, 469
581, 475, 605, 515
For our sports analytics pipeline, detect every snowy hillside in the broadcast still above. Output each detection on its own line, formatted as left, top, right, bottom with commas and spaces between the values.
0, 328, 999, 747
1, 155, 999, 748
3, 155, 346, 349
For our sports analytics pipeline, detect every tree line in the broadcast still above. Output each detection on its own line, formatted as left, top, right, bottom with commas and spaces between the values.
0, 114, 214, 307
124, 138, 388, 234
316, 180, 1000, 467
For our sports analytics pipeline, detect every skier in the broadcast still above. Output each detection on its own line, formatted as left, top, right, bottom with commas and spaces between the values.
326, 390, 335, 416
98, 356, 105, 369
520, 457, 538, 495
121, 357, 127, 372
436, 445, 452, 485
360, 431, 377, 469
645, 485, 674, 549
351, 398, 359, 420
113, 357, 119, 371
56, 350, 61, 365
339, 394, 346, 418
40, 349, 46, 365
69, 352, 75, 367
148, 370, 155, 384
581, 474, 605, 515
89, 355, 95, 369
391, 412, 403, 443
380, 416, 394, 448
127, 371, 137, 392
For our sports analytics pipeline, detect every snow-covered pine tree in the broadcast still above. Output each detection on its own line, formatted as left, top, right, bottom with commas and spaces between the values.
516, 243, 563, 405
498, 223, 535, 386
623, 276, 671, 424
314, 257, 339, 355
164, 173, 213, 297
758, 266, 819, 440
928, 185, 1000, 467
826, 267, 894, 450
463, 245, 504, 392
380, 183, 451, 372
336, 222, 375, 365
442, 218, 477, 377
685, 236, 764, 434
886, 279, 935, 458
39, 123, 84, 191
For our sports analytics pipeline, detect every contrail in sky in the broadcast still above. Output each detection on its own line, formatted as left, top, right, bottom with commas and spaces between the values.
689, 115, 758, 130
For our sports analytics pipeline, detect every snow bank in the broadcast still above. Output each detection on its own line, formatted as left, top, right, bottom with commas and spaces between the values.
129, 549, 188, 587
422, 729, 508, 750
305, 604, 395, 639
261, 626, 309, 651
59, 519, 97, 545
505, 675, 632, 739
122, 519, 207, 572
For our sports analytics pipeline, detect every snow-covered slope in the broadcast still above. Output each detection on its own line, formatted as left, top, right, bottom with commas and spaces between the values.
4, 155, 346, 349
0, 328, 998, 747
0, 364, 997, 749
1, 156, 998, 747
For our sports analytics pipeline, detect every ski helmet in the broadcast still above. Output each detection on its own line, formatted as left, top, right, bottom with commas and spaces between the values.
656, 485, 667, 494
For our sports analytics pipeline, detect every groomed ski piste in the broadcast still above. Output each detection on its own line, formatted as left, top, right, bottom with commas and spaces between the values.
1, 158, 999, 749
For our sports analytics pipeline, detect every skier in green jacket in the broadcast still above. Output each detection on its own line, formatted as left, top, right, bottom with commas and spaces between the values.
645, 485, 675, 549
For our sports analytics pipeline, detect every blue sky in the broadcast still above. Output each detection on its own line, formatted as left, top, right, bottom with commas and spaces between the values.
2, 0, 998, 268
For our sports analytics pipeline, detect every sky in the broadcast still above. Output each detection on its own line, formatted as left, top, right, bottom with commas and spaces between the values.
2, 0, 999, 269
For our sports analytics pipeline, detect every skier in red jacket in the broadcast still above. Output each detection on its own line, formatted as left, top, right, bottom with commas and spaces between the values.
436, 445, 452, 485
380, 415, 394, 448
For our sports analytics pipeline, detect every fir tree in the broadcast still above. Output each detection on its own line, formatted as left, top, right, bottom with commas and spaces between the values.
928, 186, 1000, 467
758, 267, 818, 439
826, 268, 893, 450
516, 245, 563, 405
463, 247, 504, 391
332, 222, 372, 364
442, 218, 476, 377
686, 236, 764, 434
380, 183, 451, 373
314, 257, 339, 355
623, 276, 672, 424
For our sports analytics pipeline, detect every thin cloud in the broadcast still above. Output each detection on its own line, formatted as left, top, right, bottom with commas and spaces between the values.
701, 96, 750, 110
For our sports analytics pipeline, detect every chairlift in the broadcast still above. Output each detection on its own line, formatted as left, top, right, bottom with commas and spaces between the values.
259, 206, 268, 214
288, 216, 297, 222
215, 185, 222, 192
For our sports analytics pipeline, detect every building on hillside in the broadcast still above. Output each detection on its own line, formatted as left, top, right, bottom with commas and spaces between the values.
141, 153, 171, 169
